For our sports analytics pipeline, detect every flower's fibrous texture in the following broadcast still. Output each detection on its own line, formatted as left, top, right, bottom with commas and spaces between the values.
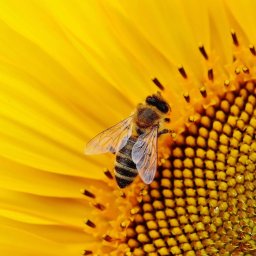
0, 1, 255, 256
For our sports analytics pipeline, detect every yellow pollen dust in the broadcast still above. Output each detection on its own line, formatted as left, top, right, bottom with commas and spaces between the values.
83, 37, 256, 256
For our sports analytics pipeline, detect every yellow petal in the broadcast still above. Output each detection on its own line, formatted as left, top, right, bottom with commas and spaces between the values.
0, 1, 255, 255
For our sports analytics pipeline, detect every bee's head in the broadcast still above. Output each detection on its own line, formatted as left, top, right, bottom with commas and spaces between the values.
145, 92, 171, 114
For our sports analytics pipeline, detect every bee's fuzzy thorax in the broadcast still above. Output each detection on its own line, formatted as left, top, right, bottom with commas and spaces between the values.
134, 107, 159, 129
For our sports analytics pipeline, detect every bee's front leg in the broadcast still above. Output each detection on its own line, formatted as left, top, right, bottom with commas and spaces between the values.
158, 129, 173, 137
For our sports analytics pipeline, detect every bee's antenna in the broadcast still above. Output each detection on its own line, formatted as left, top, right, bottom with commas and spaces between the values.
152, 78, 164, 91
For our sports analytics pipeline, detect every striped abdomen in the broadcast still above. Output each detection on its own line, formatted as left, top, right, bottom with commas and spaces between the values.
115, 136, 138, 188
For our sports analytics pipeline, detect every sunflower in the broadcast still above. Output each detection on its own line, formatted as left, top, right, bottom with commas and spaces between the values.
0, 0, 255, 256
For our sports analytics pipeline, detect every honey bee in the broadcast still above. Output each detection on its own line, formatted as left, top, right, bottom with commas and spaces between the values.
85, 92, 171, 188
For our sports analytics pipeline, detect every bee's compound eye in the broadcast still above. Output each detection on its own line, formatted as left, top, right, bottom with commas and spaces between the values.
146, 95, 169, 113
146, 96, 156, 105
158, 103, 169, 113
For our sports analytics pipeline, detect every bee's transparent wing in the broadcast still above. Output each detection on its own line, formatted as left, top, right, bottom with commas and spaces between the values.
85, 116, 133, 155
132, 126, 158, 184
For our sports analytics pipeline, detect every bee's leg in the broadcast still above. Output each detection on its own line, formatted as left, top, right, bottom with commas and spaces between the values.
136, 128, 144, 135
109, 146, 116, 154
158, 129, 173, 137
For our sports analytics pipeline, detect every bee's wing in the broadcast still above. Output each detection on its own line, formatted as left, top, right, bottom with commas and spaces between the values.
131, 126, 158, 184
85, 116, 133, 155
